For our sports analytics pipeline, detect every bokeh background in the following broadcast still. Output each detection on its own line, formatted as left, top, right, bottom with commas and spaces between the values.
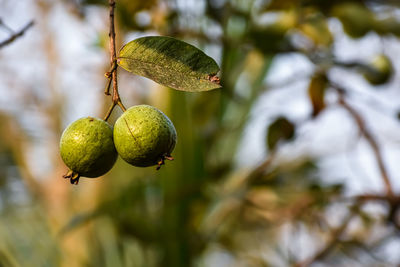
1, 0, 400, 266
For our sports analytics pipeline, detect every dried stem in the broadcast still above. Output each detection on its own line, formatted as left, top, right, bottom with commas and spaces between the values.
103, 0, 126, 121
0, 20, 34, 48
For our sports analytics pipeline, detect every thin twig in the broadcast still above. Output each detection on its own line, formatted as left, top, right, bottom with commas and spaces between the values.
0, 20, 34, 49
335, 89, 394, 198
109, 0, 125, 107
103, 0, 126, 120
103, 102, 116, 121
104, 76, 112, 95
117, 100, 126, 112
104, 62, 117, 95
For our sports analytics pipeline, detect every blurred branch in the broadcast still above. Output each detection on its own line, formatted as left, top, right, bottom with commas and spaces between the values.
0, 20, 34, 49
356, 193, 400, 230
333, 87, 394, 198
333, 85, 400, 231
295, 209, 355, 267
248, 150, 277, 182
294, 80, 398, 266
0, 114, 42, 198
356, 194, 396, 202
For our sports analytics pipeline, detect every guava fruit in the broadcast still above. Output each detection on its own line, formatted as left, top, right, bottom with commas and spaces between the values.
60, 117, 118, 184
113, 105, 177, 169
363, 54, 393, 85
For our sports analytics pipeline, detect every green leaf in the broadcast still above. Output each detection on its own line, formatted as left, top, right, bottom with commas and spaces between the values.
117, 36, 221, 92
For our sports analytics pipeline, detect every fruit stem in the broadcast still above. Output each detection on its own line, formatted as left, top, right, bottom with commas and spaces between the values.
103, 100, 126, 122
156, 154, 174, 170
117, 100, 126, 112
104, 76, 112, 95
104, 62, 117, 95
104, 0, 126, 118
103, 102, 116, 121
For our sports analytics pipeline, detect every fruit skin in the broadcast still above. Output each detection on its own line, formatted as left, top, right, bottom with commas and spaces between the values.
60, 117, 118, 178
113, 105, 177, 167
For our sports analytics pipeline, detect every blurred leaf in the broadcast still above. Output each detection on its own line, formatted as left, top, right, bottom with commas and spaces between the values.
118, 36, 221, 92
374, 17, 400, 37
266, 117, 296, 150
337, 55, 393, 86
308, 73, 327, 117
249, 27, 293, 53
362, 54, 393, 86
298, 12, 333, 46
262, 0, 299, 10
269, 9, 298, 33
331, 3, 375, 38
0, 249, 18, 267
249, 10, 297, 53
59, 211, 99, 235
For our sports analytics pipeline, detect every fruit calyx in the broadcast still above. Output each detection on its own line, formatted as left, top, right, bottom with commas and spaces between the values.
156, 154, 174, 170
63, 169, 81, 185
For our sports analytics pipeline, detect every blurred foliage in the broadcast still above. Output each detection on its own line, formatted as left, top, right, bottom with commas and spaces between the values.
308, 72, 327, 117
1, 0, 400, 266
266, 117, 296, 150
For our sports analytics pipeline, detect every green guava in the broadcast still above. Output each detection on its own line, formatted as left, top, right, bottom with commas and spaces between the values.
363, 54, 393, 85
113, 105, 177, 169
60, 117, 118, 183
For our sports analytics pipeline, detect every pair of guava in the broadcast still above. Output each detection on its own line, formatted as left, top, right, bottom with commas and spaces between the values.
60, 105, 177, 184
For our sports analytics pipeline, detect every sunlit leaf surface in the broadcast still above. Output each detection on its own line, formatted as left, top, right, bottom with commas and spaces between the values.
118, 36, 221, 92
